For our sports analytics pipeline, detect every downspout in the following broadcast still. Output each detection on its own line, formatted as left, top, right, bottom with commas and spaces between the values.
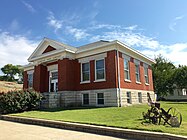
116, 48, 121, 107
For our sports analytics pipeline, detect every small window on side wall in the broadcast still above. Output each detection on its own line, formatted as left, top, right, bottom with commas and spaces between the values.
97, 93, 104, 105
138, 92, 142, 103
124, 59, 130, 80
82, 93, 89, 105
126, 92, 131, 104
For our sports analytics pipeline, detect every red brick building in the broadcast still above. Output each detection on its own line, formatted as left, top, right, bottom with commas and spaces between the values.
23, 38, 155, 108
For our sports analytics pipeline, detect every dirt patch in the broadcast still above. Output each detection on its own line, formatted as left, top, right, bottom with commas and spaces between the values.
0, 81, 22, 93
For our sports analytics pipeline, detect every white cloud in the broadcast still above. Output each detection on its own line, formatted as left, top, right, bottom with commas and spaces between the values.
169, 15, 185, 31
0, 32, 37, 71
66, 26, 89, 41
47, 12, 62, 32
22, 1, 36, 13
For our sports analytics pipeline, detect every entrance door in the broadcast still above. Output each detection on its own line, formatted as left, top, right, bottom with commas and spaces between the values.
50, 79, 58, 92
49, 71, 58, 92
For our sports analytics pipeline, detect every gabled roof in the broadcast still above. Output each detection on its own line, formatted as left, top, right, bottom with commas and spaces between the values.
28, 38, 77, 62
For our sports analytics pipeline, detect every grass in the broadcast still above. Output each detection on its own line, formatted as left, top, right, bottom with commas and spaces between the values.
0, 81, 22, 92
11, 102, 187, 136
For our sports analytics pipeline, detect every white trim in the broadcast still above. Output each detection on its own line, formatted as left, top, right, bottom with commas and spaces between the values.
136, 81, 141, 84
27, 70, 34, 74
82, 92, 90, 106
78, 53, 107, 63
96, 92, 105, 106
94, 58, 106, 82
49, 70, 58, 92
80, 62, 90, 83
134, 59, 140, 65
122, 54, 131, 61
125, 79, 131, 83
47, 64, 58, 71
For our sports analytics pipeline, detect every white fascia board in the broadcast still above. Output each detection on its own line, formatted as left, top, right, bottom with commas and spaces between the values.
116, 41, 155, 64
23, 63, 35, 71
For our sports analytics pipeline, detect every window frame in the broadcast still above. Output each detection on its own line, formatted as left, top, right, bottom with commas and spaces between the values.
135, 64, 140, 83
138, 92, 142, 103
28, 73, 33, 88
95, 59, 105, 82
82, 93, 90, 105
124, 59, 130, 81
96, 93, 104, 105
126, 92, 131, 104
81, 62, 90, 83
144, 64, 149, 84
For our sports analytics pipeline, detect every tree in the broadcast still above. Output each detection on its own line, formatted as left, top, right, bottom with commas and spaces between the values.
173, 65, 187, 90
1, 64, 23, 81
152, 55, 176, 97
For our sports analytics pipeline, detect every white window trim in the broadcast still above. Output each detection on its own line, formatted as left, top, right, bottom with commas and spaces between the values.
80, 62, 90, 83
144, 66, 149, 84
82, 93, 90, 106
49, 70, 58, 92
135, 64, 140, 83
94, 58, 106, 82
124, 59, 130, 81
138, 92, 142, 103
96, 93, 105, 106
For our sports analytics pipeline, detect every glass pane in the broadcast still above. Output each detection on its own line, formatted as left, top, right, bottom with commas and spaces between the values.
124, 70, 130, 80
96, 59, 104, 69
124, 60, 129, 70
50, 83, 54, 92
56, 82, 58, 92
83, 72, 89, 81
136, 74, 140, 82
135, 65, 139, 73
83, 94, 89, 105
96, 69, 104, 79
98, 99, 104, 104
82, 63, 89, 71
52, 72, 58, 80
98, 93, 104, 98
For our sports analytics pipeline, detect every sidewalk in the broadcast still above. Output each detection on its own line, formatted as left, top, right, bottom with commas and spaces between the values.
0, 115, 187, 140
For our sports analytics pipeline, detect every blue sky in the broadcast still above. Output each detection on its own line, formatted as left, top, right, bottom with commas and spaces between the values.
0, 0, 187, 71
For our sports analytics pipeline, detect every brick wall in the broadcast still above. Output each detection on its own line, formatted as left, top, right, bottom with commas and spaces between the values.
23, 71, 28, 89
119, 52, 154, 91
76, 50, 118, 90
42, 46, 56, 54
33, 65, 49, 92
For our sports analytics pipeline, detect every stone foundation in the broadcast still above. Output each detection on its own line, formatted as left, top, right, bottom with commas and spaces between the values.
41, 88, 155, 108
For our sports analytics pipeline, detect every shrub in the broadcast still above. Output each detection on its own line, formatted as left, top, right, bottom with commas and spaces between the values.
0, 90, 42, 114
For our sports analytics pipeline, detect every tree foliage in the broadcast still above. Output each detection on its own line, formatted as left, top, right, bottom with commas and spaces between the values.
173, 65, 187, 90
1, 64, 23, 82
152, 55, 176, 97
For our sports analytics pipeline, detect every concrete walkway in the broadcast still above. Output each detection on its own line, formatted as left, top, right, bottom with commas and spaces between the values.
0, 120, 129, 140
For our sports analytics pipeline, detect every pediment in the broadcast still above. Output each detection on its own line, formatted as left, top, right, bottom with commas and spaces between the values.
28, 38, 76, 62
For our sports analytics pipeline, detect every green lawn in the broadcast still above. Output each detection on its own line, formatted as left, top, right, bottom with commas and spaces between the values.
11, 102, 187, 136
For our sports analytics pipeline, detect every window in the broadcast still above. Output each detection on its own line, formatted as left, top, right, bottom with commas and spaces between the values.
138, 92, 142, 103
82, 62, 90, 82
182, 89, 186, 95
28, 73, 33, 88
135, 64, 140, 82
97, 93, 104, 105
124, 59, 130, 80
126, 92, 131, 104
95, 59, 105, 80
82, 93, 89, 105
144, 66, 149, 84
51, 71, 58, 80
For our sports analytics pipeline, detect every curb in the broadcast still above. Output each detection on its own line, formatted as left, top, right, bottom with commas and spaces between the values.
0, 115, 187, 140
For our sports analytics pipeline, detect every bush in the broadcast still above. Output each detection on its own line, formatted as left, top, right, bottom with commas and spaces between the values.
0, 90, 42, 114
